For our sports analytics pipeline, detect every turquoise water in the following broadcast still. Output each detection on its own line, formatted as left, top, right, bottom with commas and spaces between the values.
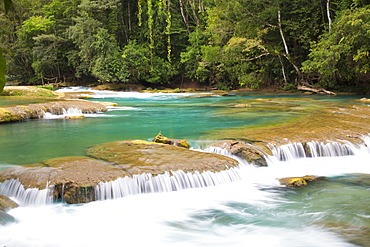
1, 89, 370, 247
0, 90, 365, 166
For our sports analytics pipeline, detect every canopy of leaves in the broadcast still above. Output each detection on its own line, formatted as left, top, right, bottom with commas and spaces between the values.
302, 7, 370, 89
0, 0, 369, 91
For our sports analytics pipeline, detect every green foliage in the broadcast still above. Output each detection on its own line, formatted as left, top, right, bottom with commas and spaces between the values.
0, 48, 5, 93
122, 41, 175, 84
302, 7, 370, 87
1, 0, 369, 91
3, 0, 11, 14
282, 83, 297, 91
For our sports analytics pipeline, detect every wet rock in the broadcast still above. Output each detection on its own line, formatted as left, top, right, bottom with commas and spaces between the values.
209, 140, 267, 166
0, 157, 130, 204
278, 175, 318, 187
152, 133, 191, 149
0, 100, 107, 123
0, 195, 18, 211
0, 141, 238, 204
0, 195, 18, 226
86, 140, 239, 174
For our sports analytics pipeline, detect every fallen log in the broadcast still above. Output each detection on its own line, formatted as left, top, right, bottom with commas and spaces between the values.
298, 85, 337, 95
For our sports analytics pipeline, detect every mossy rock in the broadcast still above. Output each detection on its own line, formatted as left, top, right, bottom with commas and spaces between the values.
0, 100, 108, 123
152, 133, 191, 149
86, 140, 239, 174
278, 175, 318, 187
1, 86, 59, 98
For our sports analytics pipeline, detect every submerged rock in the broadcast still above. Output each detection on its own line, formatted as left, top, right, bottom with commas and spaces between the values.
233, 104, 252, 108
209, 140, 267, 166
0, 209, 15, 225
278, 175, 318, 187
319, 221, 370, 247
152, 133, 191, 149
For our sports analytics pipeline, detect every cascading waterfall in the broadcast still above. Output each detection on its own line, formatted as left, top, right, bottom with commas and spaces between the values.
1, 136, 369, 205
42, 108, 83, 119
203, 146, 250, 165
95, 168, 242, 201
0, 179, 53, 206
272, 140, 355, 161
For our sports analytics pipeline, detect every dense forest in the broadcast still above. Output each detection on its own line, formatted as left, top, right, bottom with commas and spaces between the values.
1, 0, 370, 91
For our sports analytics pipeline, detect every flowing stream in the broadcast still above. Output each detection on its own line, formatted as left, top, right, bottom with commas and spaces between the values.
0, 88, 369, 246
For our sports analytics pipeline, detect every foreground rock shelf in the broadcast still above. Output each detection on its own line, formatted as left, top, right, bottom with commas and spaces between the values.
0, 140, 239, 204
0, 100, 108, 123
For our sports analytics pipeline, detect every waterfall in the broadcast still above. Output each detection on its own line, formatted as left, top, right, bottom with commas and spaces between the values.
0, 179, 53, 206
42, 108, 83, 119
202, 146, 250, 165
272, 141, 355, 161
95, 168, 242, 201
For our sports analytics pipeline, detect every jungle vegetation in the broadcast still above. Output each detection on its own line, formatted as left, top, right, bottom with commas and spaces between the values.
1, 0, 370, 92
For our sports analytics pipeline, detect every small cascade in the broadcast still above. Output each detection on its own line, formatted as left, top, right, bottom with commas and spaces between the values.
42, 107, 84, 119
95, 169, 242, 201
0, 179, 53, 206
272, 141, 355, 161
272, 143, 307, 161
203, 146, 250, 165
306, 141, 354, 157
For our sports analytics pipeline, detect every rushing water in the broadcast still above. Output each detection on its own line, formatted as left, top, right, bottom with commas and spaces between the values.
0, 88, 370, 246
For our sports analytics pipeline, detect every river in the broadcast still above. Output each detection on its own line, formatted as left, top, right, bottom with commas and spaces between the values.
0, 88, 369, 246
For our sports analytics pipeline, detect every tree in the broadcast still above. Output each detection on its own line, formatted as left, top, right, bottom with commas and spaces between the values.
0, 0, 12, 93
302, 7, 370, 90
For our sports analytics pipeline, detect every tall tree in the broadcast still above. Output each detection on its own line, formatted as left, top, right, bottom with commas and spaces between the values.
0, 0, 12, 93
302, 7, 370, 90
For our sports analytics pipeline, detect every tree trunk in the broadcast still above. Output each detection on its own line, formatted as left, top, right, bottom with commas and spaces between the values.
278, 54, 288, 85
278, 10, 289, 55
297, 84, 336, 95
326, 0, 332, 31
179, 0, 191, 33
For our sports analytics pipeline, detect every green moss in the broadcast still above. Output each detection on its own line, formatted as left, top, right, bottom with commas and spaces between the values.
36, 85, 54, 91
0, 108, 19, 122
0, 86, 58, 98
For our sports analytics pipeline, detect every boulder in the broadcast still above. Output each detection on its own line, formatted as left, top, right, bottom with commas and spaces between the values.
152, 133, 191, 149
209, 140, 267, 166
278, 175, 318, 187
